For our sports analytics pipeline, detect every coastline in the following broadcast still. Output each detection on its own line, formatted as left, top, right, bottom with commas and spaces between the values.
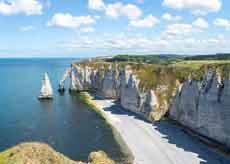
76, 92, 230, 164
74, 92, 134, 164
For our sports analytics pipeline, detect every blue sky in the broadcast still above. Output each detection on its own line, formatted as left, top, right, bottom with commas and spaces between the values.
0, 0, 230, 57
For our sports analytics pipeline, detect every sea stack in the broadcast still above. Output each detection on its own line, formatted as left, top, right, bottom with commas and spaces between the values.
38, 72, 53, 100
58, 68, 70, 92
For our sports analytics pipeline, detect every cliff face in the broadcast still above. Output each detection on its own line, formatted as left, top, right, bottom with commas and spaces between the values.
73, 65, 160, 119
170, 70, 230, 147
73, 64, 230, 147
101, 66, 120, 98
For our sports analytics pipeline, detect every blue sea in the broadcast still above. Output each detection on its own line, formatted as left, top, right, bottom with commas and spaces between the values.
0, 58, 124, 162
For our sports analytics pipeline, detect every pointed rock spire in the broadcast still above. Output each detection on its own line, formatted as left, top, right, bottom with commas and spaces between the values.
38, 72, 53, 100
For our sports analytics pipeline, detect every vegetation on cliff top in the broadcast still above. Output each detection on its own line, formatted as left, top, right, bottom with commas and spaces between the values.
184, 53, 230, 61
76, 58, 230, 91
0, 142, 117, 164
76, 54, 230, 84
75, 54, 230, 121
105, 54, 184, 64
105, 54, 230, 64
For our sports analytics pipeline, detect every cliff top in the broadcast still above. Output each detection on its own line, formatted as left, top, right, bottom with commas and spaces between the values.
76, 54, 230, 68
76, 55, 230, 89
103, 54, 230, 64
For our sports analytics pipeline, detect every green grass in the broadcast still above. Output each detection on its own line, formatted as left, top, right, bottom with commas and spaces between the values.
109, 54, 230, 64
106, 54, 184, 64
172, 60, 230, 69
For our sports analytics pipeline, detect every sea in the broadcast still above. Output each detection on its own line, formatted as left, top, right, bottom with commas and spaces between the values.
0, 58, 125, 162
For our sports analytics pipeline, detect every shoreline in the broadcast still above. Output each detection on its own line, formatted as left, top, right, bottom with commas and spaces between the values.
76, 92, 230, 164
74, 92, 134, 164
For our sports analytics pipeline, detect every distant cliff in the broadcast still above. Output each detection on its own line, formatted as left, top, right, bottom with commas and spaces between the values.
72, 60, 230, 148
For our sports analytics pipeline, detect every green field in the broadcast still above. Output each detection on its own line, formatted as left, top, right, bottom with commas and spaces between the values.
172, 60, 230, 69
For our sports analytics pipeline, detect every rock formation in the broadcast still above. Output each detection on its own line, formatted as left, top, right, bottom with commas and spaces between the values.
101, 65, 120, 98
143, 90, 159, 115
72, 64, 162, 120
72, 64, 230, 148
170, 70, 230, 147
120, 74, 141, 114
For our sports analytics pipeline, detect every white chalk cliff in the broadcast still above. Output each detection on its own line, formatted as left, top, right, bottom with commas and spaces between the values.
170, 70, 230, 147
72, 65, 230, 147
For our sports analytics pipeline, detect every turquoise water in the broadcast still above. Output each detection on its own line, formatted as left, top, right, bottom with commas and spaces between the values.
0, 58, 124, 161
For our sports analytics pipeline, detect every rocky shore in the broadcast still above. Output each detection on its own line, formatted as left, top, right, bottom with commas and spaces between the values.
72, 61, 230, 150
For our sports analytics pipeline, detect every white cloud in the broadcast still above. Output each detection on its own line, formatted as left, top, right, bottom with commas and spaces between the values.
130, 15, 159, 28
163, 24, 197, 37
67, 35, 168, 50
192, 17, 209, 29
80, 27, 95, 33
47, 13, 95, 29
162, 0, 222, 15
19, 25, 35, 31
105, 3, 122, 19
88, 1, 142, 20
163, 19, 209, 39
105, 2, 142, 20
64, 34, 230, 54
214, 18, 230, 30
0, 0, 42, 15
122, 4, 142, 20
162, 13, 182, 22
88, 0, 105, 11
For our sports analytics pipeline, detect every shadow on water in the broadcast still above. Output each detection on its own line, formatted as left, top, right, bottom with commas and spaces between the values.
39, 100, 54, 111
58, 92, 65, 96
98, 97, 230, 164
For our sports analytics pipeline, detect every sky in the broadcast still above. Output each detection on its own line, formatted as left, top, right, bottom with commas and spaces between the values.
0, 0, 230, 57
